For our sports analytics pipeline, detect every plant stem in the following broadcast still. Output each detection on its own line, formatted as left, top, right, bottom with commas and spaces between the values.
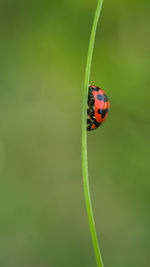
82, 0, 104, 267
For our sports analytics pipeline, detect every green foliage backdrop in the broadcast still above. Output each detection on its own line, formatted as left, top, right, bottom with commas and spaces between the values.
0, 0, 150, 266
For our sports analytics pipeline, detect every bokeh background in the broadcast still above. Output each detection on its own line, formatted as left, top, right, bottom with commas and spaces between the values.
0, 0, 150, 266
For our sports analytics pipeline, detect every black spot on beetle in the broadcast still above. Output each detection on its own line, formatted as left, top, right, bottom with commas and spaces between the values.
96, 94, 104, 101
104, 94, 108, 102
97, 108, 108, 119
91, 86, 100, 91
94, 119, 102, 128
97, 109, 102, 115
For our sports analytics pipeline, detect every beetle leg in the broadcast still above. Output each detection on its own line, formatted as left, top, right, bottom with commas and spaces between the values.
87, 118, 95, 131
87, 106, 95, 117
88, 86, 95, 106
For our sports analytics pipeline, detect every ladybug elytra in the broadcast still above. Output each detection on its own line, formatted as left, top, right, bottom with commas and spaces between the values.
87, 85, 110, 131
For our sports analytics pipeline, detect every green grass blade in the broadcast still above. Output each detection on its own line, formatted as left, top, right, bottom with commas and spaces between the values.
82, 0, 104, 267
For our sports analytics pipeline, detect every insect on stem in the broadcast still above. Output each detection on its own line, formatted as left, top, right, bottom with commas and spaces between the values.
81, 0, 104, 267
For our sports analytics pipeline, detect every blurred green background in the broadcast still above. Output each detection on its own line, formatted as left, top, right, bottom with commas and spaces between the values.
0, 0, 150, 266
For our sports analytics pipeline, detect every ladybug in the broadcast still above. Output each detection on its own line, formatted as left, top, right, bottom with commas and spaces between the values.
87, 85, 110, 131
